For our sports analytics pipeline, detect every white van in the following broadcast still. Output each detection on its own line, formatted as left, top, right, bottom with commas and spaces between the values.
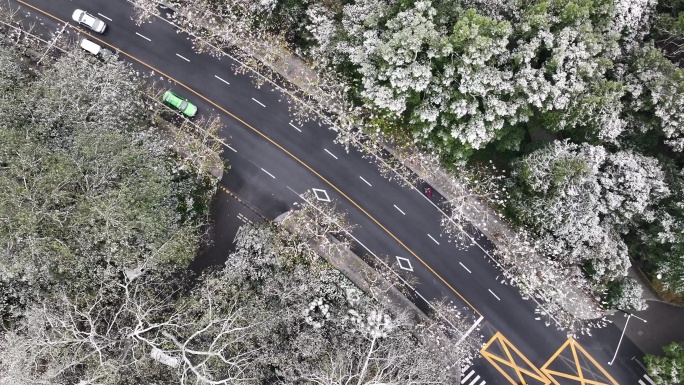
80, 38, 113, 58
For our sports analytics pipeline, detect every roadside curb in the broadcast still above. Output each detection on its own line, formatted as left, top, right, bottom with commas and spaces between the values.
275, 210, 429, 325
379, 143, 602, 322
149, 0, 602, 324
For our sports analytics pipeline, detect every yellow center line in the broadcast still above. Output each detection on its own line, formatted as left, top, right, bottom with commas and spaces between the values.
16, 0, 481, 316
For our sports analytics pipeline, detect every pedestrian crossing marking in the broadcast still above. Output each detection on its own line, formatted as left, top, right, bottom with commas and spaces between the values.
462, 370, 475, 383
461, 367, 486, 385
642, 374, 655, 385
541, 338, 618, 385
481, 332, 550, 385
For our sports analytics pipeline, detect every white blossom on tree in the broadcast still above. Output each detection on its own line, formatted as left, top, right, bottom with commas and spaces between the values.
512, 140, 669, 282
626, 47, 684, 152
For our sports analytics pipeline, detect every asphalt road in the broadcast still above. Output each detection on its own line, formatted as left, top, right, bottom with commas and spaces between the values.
5, 1, 656, 383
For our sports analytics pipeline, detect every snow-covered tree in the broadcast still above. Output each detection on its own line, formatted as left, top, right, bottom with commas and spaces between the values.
603, 277, 648, 311
645, 341, 684, 385
512, 140, 668, 282
0, 46, 213, 323
626, 47, 684, 152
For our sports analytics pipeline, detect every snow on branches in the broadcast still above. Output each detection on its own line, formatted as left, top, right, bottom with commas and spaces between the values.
512, 140, 669, 282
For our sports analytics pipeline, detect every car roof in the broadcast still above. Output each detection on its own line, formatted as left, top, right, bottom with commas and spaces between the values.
80, 39, 101, 55
81, 13, 97, 25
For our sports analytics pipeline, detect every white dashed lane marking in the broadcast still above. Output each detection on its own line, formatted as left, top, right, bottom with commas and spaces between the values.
324, 149, 338, 159
97, 13, 112, 21
252, 98, 265, 107
394, 205, 405, 215
176, 53, 190, 62
261, 168, 275, 179
459, 262, 471, 273
288, 122, 302, 132
136, 32, 151, 41
214, 75, 230, 85
488, 289, 501, 301
427, 234, 440, 245
359, 176, 372, 186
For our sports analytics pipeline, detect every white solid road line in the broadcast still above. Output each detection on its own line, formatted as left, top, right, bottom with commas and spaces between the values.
428, 234, 440, 245
461, 370, 475, 384
214, 75, 230, 85
97, 13, 112, 21
176, 53, 190, 62
135, 32, 151, 41
458, 316, 484, 345
394, 205, 405, 215
261, 168, 275, 179
251, 98, 266, 107
226, 145, 237, 153
288, 122, 302, 132
324, 149, 338, 159
459, 262, 471, 273
359, 176, 372, 186
488, 289, 501, 301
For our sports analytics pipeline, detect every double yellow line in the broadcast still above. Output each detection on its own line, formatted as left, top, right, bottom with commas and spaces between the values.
15, 0, 481, 317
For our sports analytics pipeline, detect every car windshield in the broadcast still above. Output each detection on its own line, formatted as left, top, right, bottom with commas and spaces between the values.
179, 101, 188, 111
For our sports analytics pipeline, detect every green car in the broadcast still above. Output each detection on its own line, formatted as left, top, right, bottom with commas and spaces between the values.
162, 91, 197, 117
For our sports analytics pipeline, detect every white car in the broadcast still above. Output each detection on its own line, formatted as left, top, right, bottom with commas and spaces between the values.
79, 38, 114, 58
72, 9, 106, 34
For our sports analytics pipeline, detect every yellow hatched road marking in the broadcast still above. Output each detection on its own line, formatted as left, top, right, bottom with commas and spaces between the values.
541, 338, 618, 385
481, 332, 551, 385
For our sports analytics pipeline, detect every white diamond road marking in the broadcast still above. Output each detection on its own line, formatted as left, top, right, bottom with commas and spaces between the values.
396, 256, 413, 271
237, 213, 252, 224
312, 188, 330, 202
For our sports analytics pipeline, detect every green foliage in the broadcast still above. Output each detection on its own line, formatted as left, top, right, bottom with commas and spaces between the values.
0, 47, 211, 321
601, 277, 648, 311
629, 159, 684, 295
646, 341, 684, 385
655, 0, 684, 47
